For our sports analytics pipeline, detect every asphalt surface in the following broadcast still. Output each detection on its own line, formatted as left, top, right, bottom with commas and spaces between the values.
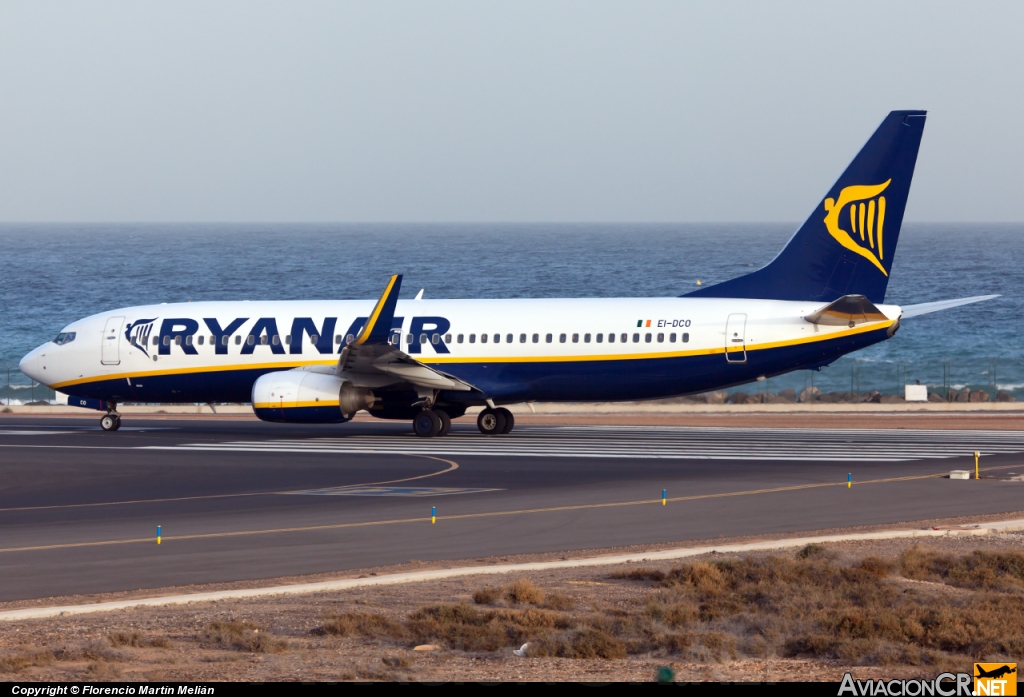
1, 416, 1023, 602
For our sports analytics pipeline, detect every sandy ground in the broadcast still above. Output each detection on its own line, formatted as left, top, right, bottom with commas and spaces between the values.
1, 512, 1023, 682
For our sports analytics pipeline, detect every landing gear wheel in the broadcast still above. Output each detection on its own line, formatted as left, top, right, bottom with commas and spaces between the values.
496, 407, 514, 434
436, 410, 452, 437
413, 409, 442, 438
477, 408, 506, 435
100, 414, 120, 432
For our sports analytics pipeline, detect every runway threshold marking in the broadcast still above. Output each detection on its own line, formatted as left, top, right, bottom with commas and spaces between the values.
2, 463, 1020, 555
0, 455, 459, 513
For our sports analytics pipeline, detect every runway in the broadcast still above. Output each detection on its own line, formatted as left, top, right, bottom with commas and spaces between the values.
1, 416, 1023, 602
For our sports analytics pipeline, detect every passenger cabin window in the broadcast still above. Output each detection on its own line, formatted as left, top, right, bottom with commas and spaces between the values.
431, 333, 440, 345
310, 334, 319, 345
153, 336, 159, 346
420, 333, 428, 344
683, 332, 690, 343
584, 333, 591, 343
596, 333, 603, 343
221, 336, 228, 346
175, 336, 182, 346
285, 335, 292, 345
335, 334, 342, 344
481, 334, 488, 343
259, 335, 267, 345
494, 334, 500, 343
457, 334, 464, 343
546, 333, 552, 343
507, 334, 513, 343
608, 333, 615, 343
532, 333, 539, 343
559, 333, 566, 343
246, 335, 255, 346
572, 333, 579, 343
163, 336, 170, 346
632, 333, 639, 343
669, 333, 676, 342
272, 335, 280, 346
406, 334, 413, 344
645, 333, 652, 343
197, 335, 204, 345
469, 334, 476, 343
621, 333, 628, 343
657, 333, 664, 343
519, 333, 526, 343
235, 335, 241, 345
185, 335, 193, 346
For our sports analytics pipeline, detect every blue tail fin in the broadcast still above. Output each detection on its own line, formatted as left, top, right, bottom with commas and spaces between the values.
687, 110, 926, 303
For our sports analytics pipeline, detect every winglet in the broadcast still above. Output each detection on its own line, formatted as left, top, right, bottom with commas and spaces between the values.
352, 275, 403, 346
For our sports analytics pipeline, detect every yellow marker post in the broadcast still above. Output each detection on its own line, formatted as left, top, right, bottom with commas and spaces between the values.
431, 506, 436, 525
975, 451, 980, 480
156, 525, 161, 545
662, 489, 666, 506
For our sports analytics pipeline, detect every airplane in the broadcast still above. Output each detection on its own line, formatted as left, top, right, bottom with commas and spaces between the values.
19, 110, 999, 437
975, 665, 1016, 680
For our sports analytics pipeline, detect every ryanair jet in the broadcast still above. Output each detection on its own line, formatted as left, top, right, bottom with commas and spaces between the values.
19, 111, 997, 436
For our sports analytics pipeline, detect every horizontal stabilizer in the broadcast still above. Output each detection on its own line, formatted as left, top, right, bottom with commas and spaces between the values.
805, 294, 889, 326
900, 294, 1000, 319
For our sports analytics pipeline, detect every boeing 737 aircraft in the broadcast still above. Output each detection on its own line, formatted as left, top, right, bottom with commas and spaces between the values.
19, 111, 997, 436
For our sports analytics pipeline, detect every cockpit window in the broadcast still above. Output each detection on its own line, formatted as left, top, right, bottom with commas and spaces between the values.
53, 332, 76, 345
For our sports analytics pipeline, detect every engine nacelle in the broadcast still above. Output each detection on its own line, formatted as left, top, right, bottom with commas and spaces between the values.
251, 370, 375, 423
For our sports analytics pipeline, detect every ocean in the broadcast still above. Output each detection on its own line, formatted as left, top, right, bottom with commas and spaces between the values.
1, 223, 1020, 404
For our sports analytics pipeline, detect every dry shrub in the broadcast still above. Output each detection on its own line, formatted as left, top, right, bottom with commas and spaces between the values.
797, 543, 828, 559
615, 552, 1024, 665
108, 631, 173, 649
541, 593, 574, 611
52, 642, 121, 663
505, 578, 544, 605
857, 557, 894, 579
0, 650, 53, 674
472, 586, 501, 605
610, 567, 666, 583
901, 547, 1024, 590
527, 628, 627, 659
382, 655, 412, 669
199, 621, 287, 654
87, 661, 123, 679
314, 612, 407, 639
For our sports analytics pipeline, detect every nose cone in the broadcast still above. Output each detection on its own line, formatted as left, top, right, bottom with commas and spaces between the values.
19, 345, 47, 385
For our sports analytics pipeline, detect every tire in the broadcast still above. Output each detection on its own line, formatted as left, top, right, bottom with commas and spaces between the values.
112, 415, 122, 431
477, 408, 506, 435
100, 414, 117, 431
496, 407, 514, 434
413, 409, 442, 438
436, 409, 451, 437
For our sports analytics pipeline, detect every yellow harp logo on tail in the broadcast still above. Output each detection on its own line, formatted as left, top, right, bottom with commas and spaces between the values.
823, 180, 891, 276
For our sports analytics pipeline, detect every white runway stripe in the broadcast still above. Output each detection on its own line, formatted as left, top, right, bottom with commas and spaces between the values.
146, 426, 1024, 462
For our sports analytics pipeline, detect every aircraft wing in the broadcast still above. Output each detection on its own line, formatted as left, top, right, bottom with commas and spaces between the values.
334, 274, 476, 392
900, 294, 1000, 319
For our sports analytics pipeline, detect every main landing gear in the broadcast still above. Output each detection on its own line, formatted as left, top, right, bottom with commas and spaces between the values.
477, 407, 514, 435
410, 406, 514, 437
100, 412, 121, 431
412, 409, 451, 438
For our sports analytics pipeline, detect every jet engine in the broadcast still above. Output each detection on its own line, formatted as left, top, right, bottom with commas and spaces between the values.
251, 370, 375, 423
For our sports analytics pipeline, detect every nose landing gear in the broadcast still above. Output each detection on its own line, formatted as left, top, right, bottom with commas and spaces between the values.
100, 402, 121, 431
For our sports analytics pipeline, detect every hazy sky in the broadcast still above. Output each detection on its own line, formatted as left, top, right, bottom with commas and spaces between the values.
1, 1, 1021, 222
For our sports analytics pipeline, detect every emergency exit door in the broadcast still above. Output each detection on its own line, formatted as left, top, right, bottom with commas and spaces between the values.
725, 313, 747, 363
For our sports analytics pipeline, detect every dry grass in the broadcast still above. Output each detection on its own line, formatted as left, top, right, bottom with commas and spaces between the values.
198, 621, 287, 654
108, 631, 173, 649
472, 578, 546, 606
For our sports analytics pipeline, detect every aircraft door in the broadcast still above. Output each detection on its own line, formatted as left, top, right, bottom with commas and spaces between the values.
101, 316, 125, 365
725, 313, 747, 363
